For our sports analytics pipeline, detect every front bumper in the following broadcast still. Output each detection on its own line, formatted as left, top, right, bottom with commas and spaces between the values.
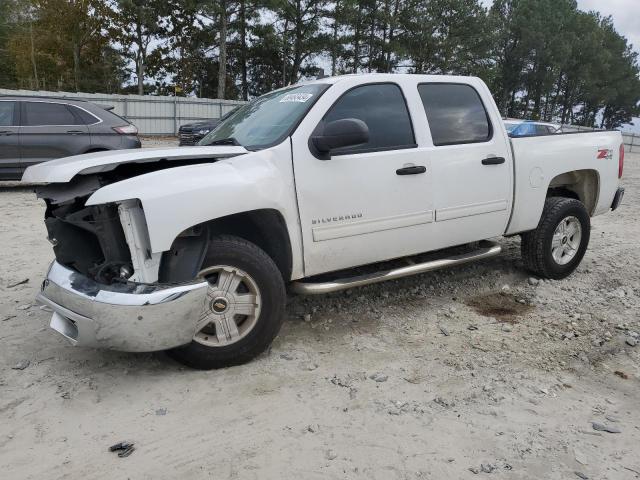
36, 261, 208, 352
178, 133, 205, 146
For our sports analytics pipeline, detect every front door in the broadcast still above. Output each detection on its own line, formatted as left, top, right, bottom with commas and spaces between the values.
0, 101, 22, 180
292, 82, 435, 276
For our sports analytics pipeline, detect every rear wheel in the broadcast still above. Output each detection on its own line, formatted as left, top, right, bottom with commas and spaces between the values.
521, 197, 590, 279
168, 235, 286, 369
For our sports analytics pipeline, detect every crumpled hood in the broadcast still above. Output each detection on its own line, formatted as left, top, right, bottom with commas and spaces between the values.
21, 145, 248, 184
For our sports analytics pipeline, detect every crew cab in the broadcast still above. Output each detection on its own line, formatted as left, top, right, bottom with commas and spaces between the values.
23, 74, 625, 369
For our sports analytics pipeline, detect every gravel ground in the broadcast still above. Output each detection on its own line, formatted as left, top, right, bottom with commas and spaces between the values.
139, 136, 179, 148
0, 147, 638, 479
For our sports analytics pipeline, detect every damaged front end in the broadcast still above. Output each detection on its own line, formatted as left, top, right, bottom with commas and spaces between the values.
41, 176, 133, 284
36, 157, 218, 284
32, 161, 217, 352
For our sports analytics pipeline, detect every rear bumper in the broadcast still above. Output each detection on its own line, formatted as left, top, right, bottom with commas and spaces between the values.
36, 261, 208, 352
611, 187, 625, 211
122, 135, 142, 149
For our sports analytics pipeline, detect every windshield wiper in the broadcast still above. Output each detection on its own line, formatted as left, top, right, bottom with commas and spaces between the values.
207, 137, 242, 146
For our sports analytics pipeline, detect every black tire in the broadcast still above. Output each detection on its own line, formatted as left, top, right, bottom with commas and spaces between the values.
168, 235, 286, 369
521, 196, 590, 280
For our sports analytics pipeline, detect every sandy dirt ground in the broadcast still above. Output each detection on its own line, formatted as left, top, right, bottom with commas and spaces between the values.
0, 144, 638, 479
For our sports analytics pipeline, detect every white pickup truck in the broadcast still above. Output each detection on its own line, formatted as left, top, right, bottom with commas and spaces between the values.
23, 74, 625, 369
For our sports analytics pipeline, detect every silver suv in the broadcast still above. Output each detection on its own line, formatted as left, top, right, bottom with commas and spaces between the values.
0, 96, 141, 180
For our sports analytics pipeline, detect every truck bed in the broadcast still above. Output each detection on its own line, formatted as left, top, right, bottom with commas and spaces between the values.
506, 130, 623, 235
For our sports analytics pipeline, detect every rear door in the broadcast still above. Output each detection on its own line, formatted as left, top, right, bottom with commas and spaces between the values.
0, 100, 21, 179
20, 101, 89, 168
417, 82, 512, 244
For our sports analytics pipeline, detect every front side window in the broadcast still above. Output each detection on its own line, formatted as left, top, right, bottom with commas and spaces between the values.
24, 102, 82, 126
418, 83, 491, 146
200, 83, 329, 150
321, 83, 415, 154
0, 101, 15, 126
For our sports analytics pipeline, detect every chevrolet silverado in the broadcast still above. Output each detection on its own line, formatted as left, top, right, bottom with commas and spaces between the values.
23, 74, 625, 369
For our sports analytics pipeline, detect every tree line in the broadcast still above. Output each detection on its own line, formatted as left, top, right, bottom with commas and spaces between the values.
0, 0, 638, 128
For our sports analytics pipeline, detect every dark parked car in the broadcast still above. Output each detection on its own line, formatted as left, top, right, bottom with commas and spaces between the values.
178, 120, 220, 146
0, 96, 141, 180
178, 107, 240, 146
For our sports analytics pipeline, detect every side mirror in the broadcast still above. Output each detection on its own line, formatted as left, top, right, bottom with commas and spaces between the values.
310, 118, 369, 159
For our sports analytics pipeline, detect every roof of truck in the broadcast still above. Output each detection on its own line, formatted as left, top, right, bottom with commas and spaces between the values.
300, 73, 480, 86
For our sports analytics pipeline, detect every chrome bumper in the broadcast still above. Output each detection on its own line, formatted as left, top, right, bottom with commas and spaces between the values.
36, 261, 208, 352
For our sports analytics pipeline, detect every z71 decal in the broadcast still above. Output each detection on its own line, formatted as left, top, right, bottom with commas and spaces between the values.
597, 149, 613, 160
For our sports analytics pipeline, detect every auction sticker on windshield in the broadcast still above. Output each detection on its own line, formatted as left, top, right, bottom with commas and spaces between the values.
280, 93, 313, 103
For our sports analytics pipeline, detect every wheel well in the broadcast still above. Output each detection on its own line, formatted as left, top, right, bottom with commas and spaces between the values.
159, 209, 293, 282
547, 169, 599, 215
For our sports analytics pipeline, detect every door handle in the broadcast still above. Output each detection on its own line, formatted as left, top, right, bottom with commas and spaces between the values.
482, 156, 505, 165
0, 130, 13, 135
66, 130, 84, 135
396, 165, 427, 175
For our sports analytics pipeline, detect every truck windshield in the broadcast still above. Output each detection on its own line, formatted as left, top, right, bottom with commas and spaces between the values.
199, 83, 329, 150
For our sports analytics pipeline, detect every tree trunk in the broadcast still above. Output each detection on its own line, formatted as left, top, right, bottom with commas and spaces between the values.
367, 2, 376, 72
137, 53, 145, 95
331, 1, 340, 75
385, 0, 400, 72
282, 18, 289, 87
289, 0, 303, 84
72, 42, 81, 92
560, 82, 573, 125
353, 3, 363, 73
29, 22, 38, 89
239, 0, 248, 100
508, 89, 517, 117
217, 0, 228, 99
135, 18, 145, 95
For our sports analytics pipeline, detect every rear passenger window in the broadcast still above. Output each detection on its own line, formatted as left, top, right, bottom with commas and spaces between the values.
418, 84, 491, 146
24, 102, 82, 126
322, 83, 415, 154
71, 106, 99, 125
535, 125, 550, 136
0, 102, 15, 126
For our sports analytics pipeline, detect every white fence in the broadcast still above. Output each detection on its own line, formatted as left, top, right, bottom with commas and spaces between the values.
0, 89, 247, 135
2, 88, 638, 149
561, 124, 639, 153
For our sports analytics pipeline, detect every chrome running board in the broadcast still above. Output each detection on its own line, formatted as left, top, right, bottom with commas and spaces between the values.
290, 241, 502, 295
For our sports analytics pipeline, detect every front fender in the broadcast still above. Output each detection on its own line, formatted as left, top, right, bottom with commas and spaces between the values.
86, 144, 300, 258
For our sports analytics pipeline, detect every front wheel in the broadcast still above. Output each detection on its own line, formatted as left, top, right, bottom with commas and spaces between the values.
168, 235, 286, 369
521, 197, 591, 280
